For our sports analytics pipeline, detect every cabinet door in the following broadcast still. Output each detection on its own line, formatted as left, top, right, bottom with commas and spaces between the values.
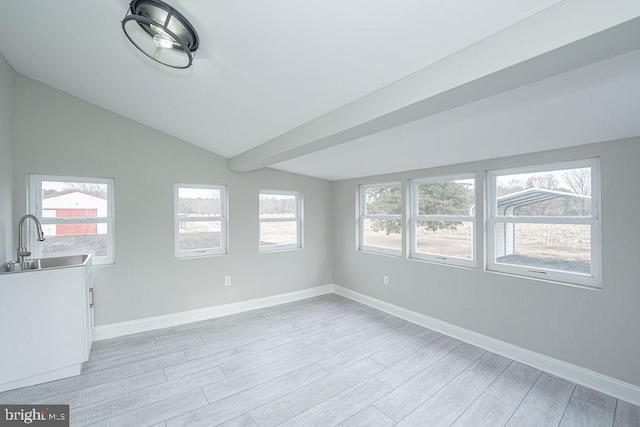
83, 266, 94, 358
0, 269, 85, 385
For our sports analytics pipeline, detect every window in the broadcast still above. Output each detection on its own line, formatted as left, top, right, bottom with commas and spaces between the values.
259, 190, 302, 251
487, 160, 599, 287
359, 183, 402, 256
410, 174, 475, 267
175, 184, 227, 258
29, 174, 115, 265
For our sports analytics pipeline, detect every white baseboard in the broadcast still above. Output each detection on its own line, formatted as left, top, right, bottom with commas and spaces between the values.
92, 284, 333, 341
333, 284, 640, 407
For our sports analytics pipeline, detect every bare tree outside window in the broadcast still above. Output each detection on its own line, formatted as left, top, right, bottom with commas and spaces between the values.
562, 168, 591, 196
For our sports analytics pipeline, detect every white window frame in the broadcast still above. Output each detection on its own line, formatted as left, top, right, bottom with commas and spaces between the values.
174, 183, 228, 259
358, 182, 403, 257
487, 159, 600, 288
29, 174, 115, 265
410, 173, 476, 268
259, 190, 303, 252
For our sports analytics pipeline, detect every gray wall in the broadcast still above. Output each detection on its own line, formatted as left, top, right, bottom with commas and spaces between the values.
12, 75, 333, 326
332, 139, 640, 387
0, 52, 13, 262
8, 70, 639, 388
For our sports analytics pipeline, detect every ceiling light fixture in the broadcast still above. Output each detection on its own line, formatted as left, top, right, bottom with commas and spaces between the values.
122, 0, 199, 69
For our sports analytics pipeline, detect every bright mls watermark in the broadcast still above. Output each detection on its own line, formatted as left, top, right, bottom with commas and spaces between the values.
1, 405, 68, 426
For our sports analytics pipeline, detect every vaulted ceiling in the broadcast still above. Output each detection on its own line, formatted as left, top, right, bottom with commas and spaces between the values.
1, 0, 639, 180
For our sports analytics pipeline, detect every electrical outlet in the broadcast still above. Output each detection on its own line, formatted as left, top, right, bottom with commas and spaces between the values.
383, 275, 389, 285
224, 276, 231, 287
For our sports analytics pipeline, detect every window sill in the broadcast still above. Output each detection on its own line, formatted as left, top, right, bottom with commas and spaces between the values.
260, 246, 303, 254
175, 252, 227, 260
408, 255, 476, 270
486, 267, 601, 291
357, 248, 402, 258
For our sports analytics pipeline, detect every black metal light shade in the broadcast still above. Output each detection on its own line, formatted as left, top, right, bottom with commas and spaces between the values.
122, 0, 199, 69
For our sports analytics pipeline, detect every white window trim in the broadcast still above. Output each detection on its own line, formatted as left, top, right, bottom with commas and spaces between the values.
259, 190, 303, 252
410, 173, 476, 268
358, 182, 403, 257
29, 174, 115, 265
486, 159, 601, 288
175, 183, 228, 259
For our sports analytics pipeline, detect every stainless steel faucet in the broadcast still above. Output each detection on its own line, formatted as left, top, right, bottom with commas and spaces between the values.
17, 214, 46, 262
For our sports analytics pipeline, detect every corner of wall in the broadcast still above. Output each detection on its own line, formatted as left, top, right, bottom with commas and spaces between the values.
0, 51, 14, 262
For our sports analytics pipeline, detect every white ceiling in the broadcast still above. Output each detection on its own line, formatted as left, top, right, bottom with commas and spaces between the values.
273, 49, 640, 180
1, 0, 639, 181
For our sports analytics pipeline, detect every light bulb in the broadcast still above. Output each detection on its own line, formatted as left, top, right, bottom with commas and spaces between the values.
153, 33, 174, 49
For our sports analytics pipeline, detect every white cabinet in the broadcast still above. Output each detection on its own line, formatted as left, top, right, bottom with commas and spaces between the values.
0, 257, 94, 392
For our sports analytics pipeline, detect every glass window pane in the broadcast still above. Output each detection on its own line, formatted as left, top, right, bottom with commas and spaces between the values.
417, 178, 474, 216
494, 222, 591, 275
416, 220, 473, 259
178, 188, 221, 216
260, 194, 297, 219
42, 181, 108, 219
41, 223, 108, 258
260, 221, 298, 247
496, 167, 592, 217
363, 218, 402, 251
364, 185, 402, 215
178, 220, 222, 250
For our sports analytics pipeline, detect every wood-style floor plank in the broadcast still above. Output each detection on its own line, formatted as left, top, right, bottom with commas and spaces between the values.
249, 358, 384, 427
155, 315, 277, 347
338, 405, 395, 427
90, 327, 175, 350
451, 393, 516, 427
37, 369, 167, 408
559, 397, 615, 427
220, 332, 334, 377
373, 353, 473, 421
319, 324, 422, 373
86, 389, 208, 427
452, 343, 487, 362
370, 329, 442, 367
199, 320, 296, 346
396, 370, 492, 426
216, 413, 257, 427
89, 337, 158, 360
81, 337, 204, 374
70, 366, 224, 426
374, 335, 462, 389
614, 400, 640, 427
279, 377, 392, 426
185, 323, 296, 360
163, 333, 293, 381
505, 372, 576, 427
326, 316, 408, 353
468, 352, 512, 381
485, 360, 541, 407
201, 346, 335, 403
0, 351, 186, 404
573, 384, 618, 413
167, 363, 328, 427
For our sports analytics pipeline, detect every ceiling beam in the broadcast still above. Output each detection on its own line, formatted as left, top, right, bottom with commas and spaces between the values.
229, 0, 640, 172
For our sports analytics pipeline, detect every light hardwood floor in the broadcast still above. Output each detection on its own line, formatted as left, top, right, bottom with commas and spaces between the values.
1, 294, 638, 426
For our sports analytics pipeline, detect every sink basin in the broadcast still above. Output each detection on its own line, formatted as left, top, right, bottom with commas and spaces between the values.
38, 255, 90, 269
0, 255, 91, 274
1, 259, 42, 273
